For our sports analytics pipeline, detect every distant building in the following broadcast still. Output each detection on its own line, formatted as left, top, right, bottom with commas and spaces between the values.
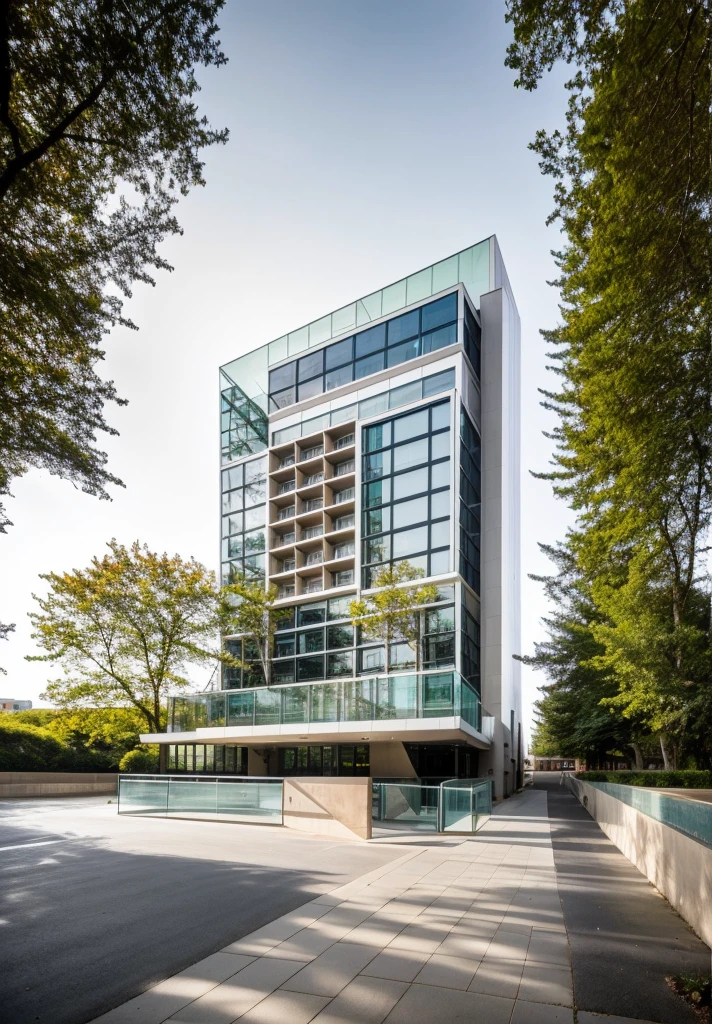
0, 698, 32, 713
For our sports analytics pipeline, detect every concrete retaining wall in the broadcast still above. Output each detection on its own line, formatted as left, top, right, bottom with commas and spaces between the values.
568, 777, 712, 947
283, 777, 372, 841
0, 772, 118, 798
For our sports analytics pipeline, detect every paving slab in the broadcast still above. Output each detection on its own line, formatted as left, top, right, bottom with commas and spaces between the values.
381, 980, 513, 1023
311, 976, 408, 1023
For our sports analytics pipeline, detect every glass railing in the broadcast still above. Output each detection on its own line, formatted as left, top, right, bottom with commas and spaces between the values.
117, 775, 283, 824
169, 671, 484, 735
569, 779, 712, 849
372, 777, 492, 834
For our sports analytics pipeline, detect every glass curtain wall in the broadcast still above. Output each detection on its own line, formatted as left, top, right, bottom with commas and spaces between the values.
221, 455, 268, 585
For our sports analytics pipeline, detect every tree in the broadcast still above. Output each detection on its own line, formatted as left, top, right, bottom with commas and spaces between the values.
0, 0, 228, 506
14, 706, 146, 762
507, 0, 712, 766
350, 563, 438, 674
29, 540, 222, 733
223, 575, 287, 686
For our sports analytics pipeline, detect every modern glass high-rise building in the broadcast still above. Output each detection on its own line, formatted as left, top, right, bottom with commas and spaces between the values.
144, 237, 522, 798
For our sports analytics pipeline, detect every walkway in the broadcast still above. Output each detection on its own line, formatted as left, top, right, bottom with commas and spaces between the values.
90, 781, 710, 1024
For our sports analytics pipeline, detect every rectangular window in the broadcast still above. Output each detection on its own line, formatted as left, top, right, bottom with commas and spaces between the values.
365, 423, 391, 452
298, 377, 324, 402
327, 623, 353, 648
430, 520, 450, 548
429, 549, 450, 575
431, 430, 450, 461
363, 507, 389, 535
298, 350, 324, 382
364, 535, 390, 564
297, 655, 324, 681
422, 322, 457, 354
387, 339, 419, 367
326, 364, 353, 391
359, 647, 385, 674
392, 496, 428, 530
421, 293, 457, 333
431, 402, 450, 431
387, 309, 419, 345
392, 525, 428, 559
275, 634, 295, 658
363, 479, 391, 508
392, 438, 428, 472
392, 467, 428, 500
325, 336, 353, 369
364, 451, 390, 480
297, 602, 326, 626
355, 323, 386, 357
393, 408, 429, 443
431, 460, 450, 489
355, 352, 385, 379
269, 362, 296, 393
299, 628, 324, 654
327, 651, 353, 677
328, 596, 352, 619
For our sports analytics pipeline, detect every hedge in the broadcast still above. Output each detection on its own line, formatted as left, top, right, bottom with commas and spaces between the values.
119, 747, 159, 773
0, 719, 116, 772
576, 770, 712, 788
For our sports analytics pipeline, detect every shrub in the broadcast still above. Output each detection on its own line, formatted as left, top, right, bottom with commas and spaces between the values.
576, 770, 712, 788
0, 717, 116, 771
119, 747, 159, 773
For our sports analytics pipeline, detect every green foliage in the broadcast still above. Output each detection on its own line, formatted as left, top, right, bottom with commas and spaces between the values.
119, 746, 159, 773
0, 1, 227, 506
0, 716, 114, 771
30, 540, 223, 732
13, 707, 144, 761
223, 575, 288, 686
350, 563, 438, 673
508, 0, 712, 769
578, 770, 712, 789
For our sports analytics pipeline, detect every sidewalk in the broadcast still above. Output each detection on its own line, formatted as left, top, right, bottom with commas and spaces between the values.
90, 785, 709, 1024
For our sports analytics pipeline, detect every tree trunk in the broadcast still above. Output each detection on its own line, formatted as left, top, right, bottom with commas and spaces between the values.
631, 742, 644, 770
659, 734, 671, 770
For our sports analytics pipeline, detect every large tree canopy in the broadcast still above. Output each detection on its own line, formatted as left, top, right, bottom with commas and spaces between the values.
0, 0, 227, 504
507, 0, 712, 766
29, 540, 223, 733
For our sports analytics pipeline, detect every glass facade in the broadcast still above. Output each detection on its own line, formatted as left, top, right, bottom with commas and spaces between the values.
279, 744, 370, 777
221, 455, 267, 584
268, 294, 458, 412
167, 744, 247, 774
459, 407, 481, 594
271, 367, 456, 446
361, 400, 452, 588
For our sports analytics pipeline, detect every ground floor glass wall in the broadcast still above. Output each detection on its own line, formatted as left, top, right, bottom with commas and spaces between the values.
278, 744, 370, 777
167, 744, 247, 774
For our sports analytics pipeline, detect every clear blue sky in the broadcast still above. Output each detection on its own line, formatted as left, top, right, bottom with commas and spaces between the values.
2, 0, 571, 741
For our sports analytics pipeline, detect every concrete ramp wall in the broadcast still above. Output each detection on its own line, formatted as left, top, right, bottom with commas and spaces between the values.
283, 777, 372, 841
568, 777, 712, 947
0, 772, 118, 798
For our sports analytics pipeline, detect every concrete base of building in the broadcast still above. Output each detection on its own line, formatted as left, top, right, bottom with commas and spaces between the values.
283, 777, 372, 841
0, 772, 118, 798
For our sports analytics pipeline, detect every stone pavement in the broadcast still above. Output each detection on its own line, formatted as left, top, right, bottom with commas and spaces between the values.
90, 785, 708, 1024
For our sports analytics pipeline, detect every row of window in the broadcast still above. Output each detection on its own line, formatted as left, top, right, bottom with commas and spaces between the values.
166, 744, 246, 774
268, 294, 459, 412
271, 368, 455, 448
280, 745, 370, 777
459, 408, 481, 595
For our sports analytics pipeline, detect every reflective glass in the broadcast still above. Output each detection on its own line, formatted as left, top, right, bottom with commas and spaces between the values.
364, 507, 390, 535
430, 520, 450, 547
222, 512, 243, 537
244, 506, 265, 531
364, 535, 390, 563
393, 438, 428, 472
427, 606, 455, 632
327, 624, 353, 649
243, 528, 265, 554
273, 660, 295, 684
245, 458, 267, 484
387, 339, 419, 367
297, 655, 324, 682
431, 460, 451, 489
363, 479, 391, 507
310, 682, 339, 720
430, 549, 451, 575
326, 364, 353, 391
393, 467, 428, 499
392, 525, 428, 558
299, 628, 324, 654
388, 380, 422, 409
271, 387, 296, 410
325, 336, 353, 369
421, 293, 457, 333
355, 323, 386, 357
422, 323, 457, 354
431, 430, 451, 460
224, 536, 243, 559
387, 309, 419, 346
423, 368, 455, 397
394, 408, 429, 442
364, 451, 390, 480
431, 401, 450, 431
281, 685, 307, 721
298, 377, 324, 401
381, 278, 407, 314
298, 602, 326, 626
390, 644, 416, 670
358, 392, 389, 418
327, 596, 352, 620
355, 352, 385, 379
327, 651, 353, 677
359, 646, 385, 673
298, 350, 324, 381
222, 466, 243, 490
392, 496, 428, 529
365, 423, 391, 452
275, 634, 295, 658
269, 362, 295, 392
